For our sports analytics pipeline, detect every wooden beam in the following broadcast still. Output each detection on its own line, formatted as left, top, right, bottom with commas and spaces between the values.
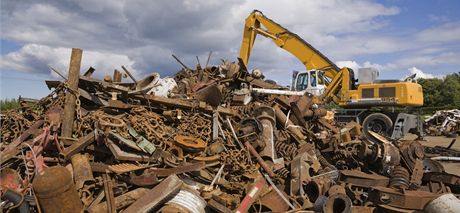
61, 48, 82, 138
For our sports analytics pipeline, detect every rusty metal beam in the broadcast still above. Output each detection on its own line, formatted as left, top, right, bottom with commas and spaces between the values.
129, 162, 205, 186
339, 170, 389, 188
61, 131, 95, 159
369, 186, 437, 210
146, 162, 205, 177
88, 188, 149, 213
103, 173, 116, 213
124, 175, 183, 213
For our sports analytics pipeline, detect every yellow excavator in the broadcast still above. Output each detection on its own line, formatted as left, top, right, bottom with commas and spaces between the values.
239, 10, 424, 140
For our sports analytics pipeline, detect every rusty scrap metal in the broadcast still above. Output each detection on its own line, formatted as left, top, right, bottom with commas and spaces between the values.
1, 48, 460, 213
88, 188, 149, 213
71, 153, 95, 189
245, 142, 276, 178
103, 173, 116, 213
369, 186, 438, 210
124, 175, 183, 213
424, 109, 460, 137
32, 166, 84, 213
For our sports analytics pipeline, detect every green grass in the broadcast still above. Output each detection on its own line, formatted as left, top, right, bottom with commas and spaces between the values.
0, 98, 20, 111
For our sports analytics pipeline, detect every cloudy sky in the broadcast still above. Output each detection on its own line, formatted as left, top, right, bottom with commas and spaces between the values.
1, 0, 460, 99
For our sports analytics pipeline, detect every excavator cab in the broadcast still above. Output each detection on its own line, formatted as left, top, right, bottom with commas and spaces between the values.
291, 70, 326, 96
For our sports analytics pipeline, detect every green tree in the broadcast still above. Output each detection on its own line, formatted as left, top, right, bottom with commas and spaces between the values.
418, 78, 443, 107
418, 72, 460, 109
440, 72, 460, 108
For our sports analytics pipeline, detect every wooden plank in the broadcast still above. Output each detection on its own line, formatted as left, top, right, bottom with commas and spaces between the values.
61, 48, 82, 138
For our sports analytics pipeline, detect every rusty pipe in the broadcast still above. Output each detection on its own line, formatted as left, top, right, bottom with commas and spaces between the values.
323, 193, 352, 213
273, 104, 306, 143
303, 108, 327, 118
255, 106, 276, 160
245, 142, 276, 178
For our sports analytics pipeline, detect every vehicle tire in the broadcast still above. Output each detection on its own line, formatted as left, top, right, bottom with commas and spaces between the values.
362, 113, 393, 142
423, 159, 444, 173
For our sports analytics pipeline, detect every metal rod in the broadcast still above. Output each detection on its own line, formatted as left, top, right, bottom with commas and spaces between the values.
431, 156, 460, 161
121, 65, 152, 108
245, 142, 276, 178
210, 164, 225, 187
121, 65, 137, 83
226, 118, 244, 149
172, 54, 189, 70
196, 56, 201, 68
205, 51, 212, 68
263, 174, 295, 209
49, 66, 68, 80
447, 139, 457, 150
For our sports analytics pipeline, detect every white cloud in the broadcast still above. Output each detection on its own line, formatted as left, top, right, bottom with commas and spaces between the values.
417, 21, 460, 43
336, 60, 362, 72
336, 60, 385, 73
0, 0, 458, 84
392, 51, 460, 68
0, 44, 137, 79
429, 14, 450, 23
404, 67, 444, 80
0, 0, 403, 79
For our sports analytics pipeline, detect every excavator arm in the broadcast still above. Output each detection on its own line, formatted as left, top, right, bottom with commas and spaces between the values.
240, 10, 340, 79
239, 10, 355, 103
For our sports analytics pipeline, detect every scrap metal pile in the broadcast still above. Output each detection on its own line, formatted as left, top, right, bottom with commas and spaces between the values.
424, 109, 460, 137
2, 55, 460, 213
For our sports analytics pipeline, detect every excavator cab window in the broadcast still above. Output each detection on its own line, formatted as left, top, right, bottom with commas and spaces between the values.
296, 72, 308, 91
310, 71, 317, 87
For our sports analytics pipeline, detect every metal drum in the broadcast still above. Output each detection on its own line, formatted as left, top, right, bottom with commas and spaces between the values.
33, 166, 83, 213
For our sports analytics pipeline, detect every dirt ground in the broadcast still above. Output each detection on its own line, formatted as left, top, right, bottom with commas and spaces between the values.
404, 135, 460, 176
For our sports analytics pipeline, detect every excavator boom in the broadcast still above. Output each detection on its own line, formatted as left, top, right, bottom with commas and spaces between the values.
240, 10, 340, 79
239, 10, 356, 103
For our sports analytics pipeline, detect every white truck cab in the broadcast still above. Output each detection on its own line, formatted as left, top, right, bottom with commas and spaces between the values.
291, 70, 326, 96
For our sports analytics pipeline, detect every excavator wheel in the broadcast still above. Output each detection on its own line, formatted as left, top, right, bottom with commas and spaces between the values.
362, 113, 393, 142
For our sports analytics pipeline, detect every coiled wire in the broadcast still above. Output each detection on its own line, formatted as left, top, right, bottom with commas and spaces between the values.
165, 188, 206, 213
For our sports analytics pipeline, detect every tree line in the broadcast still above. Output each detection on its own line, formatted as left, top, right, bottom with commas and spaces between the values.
418, 72, 460, 109
0, 98, 20, 111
